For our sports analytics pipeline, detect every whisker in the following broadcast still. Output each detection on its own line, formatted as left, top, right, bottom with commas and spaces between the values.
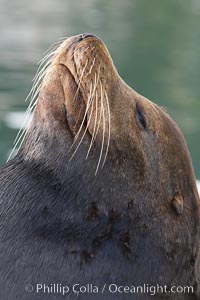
10, 38, 64, 161
70, 66, 98, 150
29, 62, 52, 103
13, 101, 35, 147
37, 50, 56, 67
86, 90, 98, 159
14, 87, 39, 144
88, 57, 96, 75
28, 38, 65, 103
25, 61, 51, 103
95, 80, 105, 175
69, 84, 95, 161
43, 42, 60, 55
32, 60, 51, 87
74, 45, 90, 55
43, 36, 68, 55
69, 83, 93, 150
86, 64, 102, 158
7, 114, 32, 161
93, 93, 102, 142
26, 82, 42, 113
72, 59, 88, 105
13, 112, 31, 144
101, 90, 111, 168
72, 49, 96, 129
27, 101, 37, 114
73, 60, 89, 129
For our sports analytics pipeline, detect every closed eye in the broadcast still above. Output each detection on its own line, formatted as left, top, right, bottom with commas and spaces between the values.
136, 104, 147, 130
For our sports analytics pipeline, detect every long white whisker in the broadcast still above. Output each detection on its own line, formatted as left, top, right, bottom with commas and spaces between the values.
27, 101, 37, 113
102, 90, 111, 168
15, 87, 39, 144
90, 46, 95, 52
24, 77, 41, 103
43, 43, 59, 55
72, 59, 88, 104
37, 50, 56, 67
86, 90, 98, 159
69, 84, 93, 150
13, 111, 32, 144
88, 57, 96, 75
70, 65, 98, 150
86, 64, 102, 158
69, 85, 95, 161
95, 81, 105, 175
32, 60, 51, 87
29, 63, 51, 102
9, 37, 68, 162
7, 115, 32, 161
25, 52, 55, 103
25, 62, 50, 103
82, 46, 90, 54
43, 37, 68, 55
93, 94, 102, 142
13, 103, 35, 146
26, 83, 42, 112
74, 45, 90, 55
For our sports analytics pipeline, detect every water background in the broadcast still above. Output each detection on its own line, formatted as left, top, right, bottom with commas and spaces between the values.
0, 0, 199, 179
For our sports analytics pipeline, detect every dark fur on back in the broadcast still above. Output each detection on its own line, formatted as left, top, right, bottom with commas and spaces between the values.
0, 133, 199, 299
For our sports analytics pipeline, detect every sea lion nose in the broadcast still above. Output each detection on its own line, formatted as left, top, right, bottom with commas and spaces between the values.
80, 33, 96, 40
66, 33, 100, 51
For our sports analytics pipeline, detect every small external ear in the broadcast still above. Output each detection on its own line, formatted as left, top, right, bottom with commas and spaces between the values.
171, 191, 184, 215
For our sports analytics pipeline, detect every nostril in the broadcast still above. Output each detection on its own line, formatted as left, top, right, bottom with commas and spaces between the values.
79, 33, 99, 41
80, 33, 97, 40
67, 33, 99, 51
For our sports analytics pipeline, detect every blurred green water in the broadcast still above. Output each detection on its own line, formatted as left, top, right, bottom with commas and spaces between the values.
0, 0, 199, 177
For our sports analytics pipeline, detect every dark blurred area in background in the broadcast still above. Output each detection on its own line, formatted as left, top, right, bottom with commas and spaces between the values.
0, 0, 199, 178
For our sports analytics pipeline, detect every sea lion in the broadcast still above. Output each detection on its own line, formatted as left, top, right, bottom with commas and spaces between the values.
0, 33, 199, 300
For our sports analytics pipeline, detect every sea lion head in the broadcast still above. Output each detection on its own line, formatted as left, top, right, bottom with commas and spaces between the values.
19, 34, 199, 197
15, 34, 199, 210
